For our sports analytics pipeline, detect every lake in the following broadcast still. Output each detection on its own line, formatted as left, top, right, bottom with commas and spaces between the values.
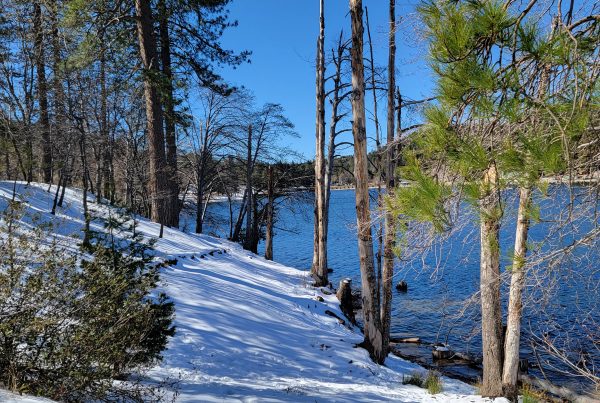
195, 186, 599, 393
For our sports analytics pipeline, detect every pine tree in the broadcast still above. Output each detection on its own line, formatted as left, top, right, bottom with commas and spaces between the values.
390, 0, 598, 398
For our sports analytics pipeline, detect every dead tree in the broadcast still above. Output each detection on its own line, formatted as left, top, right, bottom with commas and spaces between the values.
381, 0, 397, 360
349, 0, 385, 365
312, 0, 328, 286
365, 7, 383, 305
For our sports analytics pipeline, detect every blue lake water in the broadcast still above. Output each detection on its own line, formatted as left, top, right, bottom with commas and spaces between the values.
197, 186, 599, 392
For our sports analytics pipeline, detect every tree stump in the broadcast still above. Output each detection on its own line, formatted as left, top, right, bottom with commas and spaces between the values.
432, 345, 453, 360
337, 278, 355, 324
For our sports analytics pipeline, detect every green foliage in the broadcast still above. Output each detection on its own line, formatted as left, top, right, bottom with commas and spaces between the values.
520, 383, 548, 403
388, 154, 451, 233
402, 371, 425, 387
0, 199, 175, 401
424, 371, 443, 394
401, 370, 443, 394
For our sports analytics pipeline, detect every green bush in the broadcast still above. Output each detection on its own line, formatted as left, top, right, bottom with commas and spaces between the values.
424, 371, 443, 394
402, 372, 425, 387
0, 198, 175, 401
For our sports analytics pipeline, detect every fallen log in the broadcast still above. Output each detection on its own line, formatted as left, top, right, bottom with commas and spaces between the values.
390, 336, 421, 344
519, 374, 598, 403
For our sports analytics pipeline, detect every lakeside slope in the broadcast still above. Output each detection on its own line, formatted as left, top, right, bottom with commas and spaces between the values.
0, 182, 506, 402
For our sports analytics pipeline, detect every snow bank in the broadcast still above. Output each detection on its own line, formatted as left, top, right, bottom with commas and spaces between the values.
0, 390, 53, 403
0, 182, 507, 402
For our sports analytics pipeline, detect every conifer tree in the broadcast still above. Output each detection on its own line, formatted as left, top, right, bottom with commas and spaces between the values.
389, 0, 598, 398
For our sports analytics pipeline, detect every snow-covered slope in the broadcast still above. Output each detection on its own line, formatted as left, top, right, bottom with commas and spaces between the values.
0, 182, 504, 402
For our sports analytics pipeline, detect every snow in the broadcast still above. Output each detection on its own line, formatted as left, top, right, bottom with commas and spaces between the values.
0, 390, 53, 403
0, 182, 508, 402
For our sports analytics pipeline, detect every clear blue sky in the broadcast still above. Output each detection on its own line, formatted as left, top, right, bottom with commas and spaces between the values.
217, 0, 435, 161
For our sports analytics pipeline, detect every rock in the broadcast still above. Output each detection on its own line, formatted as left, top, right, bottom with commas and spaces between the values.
396, 281, 408, 292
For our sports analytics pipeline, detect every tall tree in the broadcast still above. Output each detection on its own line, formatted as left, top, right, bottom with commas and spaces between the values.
33, 1, 52, 183
134, 0, 169, 225
381, 0, 397, 363
243, 124, 253, 251
312, 0, 328, 286
158, 0, 179, 227
349, 0, 385, 364
397, 0, 599, 398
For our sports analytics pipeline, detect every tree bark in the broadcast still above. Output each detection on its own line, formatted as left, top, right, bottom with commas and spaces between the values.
265, 165, 274, 260
479, 162, 504, 397
135, 0, 169, 225
381, 0, 396, 360
159, 0, 179, 227
99, 37, 113, 203
312, 0, 328, 286
350, 0, 385, 365
33, 1, 52, 183
502, 187, 531, 400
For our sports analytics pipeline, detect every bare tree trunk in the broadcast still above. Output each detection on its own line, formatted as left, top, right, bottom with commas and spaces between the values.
232, 189, 247, 242
96, 41, 108, 203
195, 160, 205, 234
381, 0, 396, 359
502, 186, 531, 400
243, 125, 253, 251
135, 0, 169, 226
265, 165, 274, 260
227, 193, 234, 239
50, 0, 67, 184
250, 191, 259, 253
312, 0, 328, 286
479, 162, 504, 397
78, 125, 91, 248
324, 32, 346, 285
159, 0, 179, 228
33, 1, 52, 184
350, 0, 385, 365
365, 7, 383, 307
99, 38, 113, 203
